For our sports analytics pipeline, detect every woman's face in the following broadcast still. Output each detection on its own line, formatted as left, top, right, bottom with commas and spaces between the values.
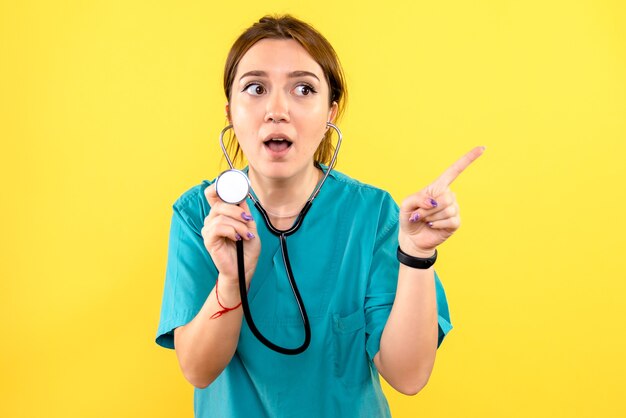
228, 39, 337, 182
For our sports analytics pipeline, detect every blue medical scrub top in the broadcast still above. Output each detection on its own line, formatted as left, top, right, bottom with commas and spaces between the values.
156, 168, 452, 418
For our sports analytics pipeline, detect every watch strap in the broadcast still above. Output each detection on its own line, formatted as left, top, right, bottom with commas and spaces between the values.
397, 247, 437, 269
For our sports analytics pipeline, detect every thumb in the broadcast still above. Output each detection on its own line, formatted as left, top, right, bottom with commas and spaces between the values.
400, 189, 439, 217
204, 183, 221, 207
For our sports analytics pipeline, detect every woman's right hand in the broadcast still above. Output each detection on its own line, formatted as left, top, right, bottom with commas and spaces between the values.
202, 183, 261, 288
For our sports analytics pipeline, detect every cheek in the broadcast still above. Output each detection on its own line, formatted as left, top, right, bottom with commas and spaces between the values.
230, 101, 253, 123
229, 93, 264, 120
293, 102, 330, 128
229, 119, 256, 156
229, 103, 258, 139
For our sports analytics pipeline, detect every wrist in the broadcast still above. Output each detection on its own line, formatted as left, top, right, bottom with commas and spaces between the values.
215, 277, 241, 306
398, 237, 436, 258
401, 248, 436, 259
397, 247, 438, 270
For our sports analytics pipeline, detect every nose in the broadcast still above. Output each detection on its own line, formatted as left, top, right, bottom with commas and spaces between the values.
264, 89, 290, 124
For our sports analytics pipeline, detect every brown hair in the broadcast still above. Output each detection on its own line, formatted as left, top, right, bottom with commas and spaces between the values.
223, 14, 347, 166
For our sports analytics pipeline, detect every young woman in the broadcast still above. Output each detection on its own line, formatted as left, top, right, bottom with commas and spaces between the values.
156, 14, 483, 417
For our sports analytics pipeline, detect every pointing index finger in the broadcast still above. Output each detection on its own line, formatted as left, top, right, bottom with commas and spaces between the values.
434, 146, 486, 188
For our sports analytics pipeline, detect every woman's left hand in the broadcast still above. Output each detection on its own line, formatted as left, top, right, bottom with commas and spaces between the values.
398, 146, 485, 257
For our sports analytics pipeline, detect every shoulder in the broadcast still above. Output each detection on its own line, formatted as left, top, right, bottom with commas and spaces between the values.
326, 169, 398, 210
323, 170, 399, 253
325, 169, 399, 229
171, 179, 214, 231
173, 180, 212, 210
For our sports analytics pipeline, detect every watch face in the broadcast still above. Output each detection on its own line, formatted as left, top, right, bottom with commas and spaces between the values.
216, 169, 250, 204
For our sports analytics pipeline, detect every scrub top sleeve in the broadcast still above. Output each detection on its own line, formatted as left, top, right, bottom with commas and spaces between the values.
155, 187, 217, 349
364, 193, 401, 363
434, 270, 453, 347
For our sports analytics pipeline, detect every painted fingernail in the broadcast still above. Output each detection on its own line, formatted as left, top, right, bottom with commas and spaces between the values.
430, 198, 438, 208
409, 213, 420, 222
235, 233, 242, 241
246, 232, 255, 239
241, 213, 253, 221
427, 222, 434, 228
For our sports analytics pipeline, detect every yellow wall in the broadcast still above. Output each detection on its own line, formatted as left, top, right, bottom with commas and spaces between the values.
1, 1, 625, 417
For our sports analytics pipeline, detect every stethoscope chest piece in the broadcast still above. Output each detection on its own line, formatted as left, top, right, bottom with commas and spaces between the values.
215, 169, 250, 204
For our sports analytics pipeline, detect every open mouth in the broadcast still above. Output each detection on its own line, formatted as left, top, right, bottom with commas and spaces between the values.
263, 138, 293, 153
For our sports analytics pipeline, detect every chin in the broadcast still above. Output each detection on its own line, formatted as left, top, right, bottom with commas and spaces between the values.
252, 161, 312, 182
251, 162, 294, 179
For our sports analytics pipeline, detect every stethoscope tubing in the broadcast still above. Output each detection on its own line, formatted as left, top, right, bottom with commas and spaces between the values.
236, 236, 311, 355
218, 123, 342, 355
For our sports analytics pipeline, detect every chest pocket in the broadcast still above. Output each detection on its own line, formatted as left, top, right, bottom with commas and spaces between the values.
332, 309, 370, 387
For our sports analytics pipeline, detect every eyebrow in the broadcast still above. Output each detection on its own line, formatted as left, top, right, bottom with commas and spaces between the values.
239, 70, 320, 82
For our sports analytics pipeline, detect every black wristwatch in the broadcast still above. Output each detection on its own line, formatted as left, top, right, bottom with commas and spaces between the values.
397, 246, 437, 269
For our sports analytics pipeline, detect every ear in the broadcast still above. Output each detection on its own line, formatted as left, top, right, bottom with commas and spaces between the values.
327, 101, 338, 124
225, 103, 232, 123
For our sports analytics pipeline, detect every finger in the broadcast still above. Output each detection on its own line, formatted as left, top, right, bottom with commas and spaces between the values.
203, 223, 242, 244
239, 200, 258, 237
415, 191, 456, 219
205, 215, 254, 241
433, 146, 485, 188
427, 216, 461, 230
423, 203, 459, 222
215, 215, 257, 240
403, 190, 455, 222
400, 192, 439, 217
206, 200, 256, 225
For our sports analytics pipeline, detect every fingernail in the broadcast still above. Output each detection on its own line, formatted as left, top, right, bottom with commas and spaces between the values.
241, 213, 253, 221
246, 232, 255, 239
235, 233, 242, 241
429, 198, 438, 208
427, 222, 434, 228
409, 213, 420, 222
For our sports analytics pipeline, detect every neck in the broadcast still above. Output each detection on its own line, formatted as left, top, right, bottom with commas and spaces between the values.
249, 164, 322, 219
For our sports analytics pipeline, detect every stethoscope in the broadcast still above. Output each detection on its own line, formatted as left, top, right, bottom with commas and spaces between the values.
214, 123, 343, 355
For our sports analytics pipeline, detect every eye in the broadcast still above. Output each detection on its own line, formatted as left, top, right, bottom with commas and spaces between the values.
293, 84, 317, 96
244, 83, 265, 96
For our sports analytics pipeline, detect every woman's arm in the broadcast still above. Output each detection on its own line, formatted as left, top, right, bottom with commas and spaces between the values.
374, 257, 438, 395
375, 146, 484, 395
174, 278, 243, 389
174, 184, 260, 389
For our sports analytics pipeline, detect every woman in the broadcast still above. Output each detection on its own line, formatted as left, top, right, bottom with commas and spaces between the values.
156, 14, 483, 417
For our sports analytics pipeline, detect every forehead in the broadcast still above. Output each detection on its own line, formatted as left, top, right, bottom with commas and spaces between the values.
235, 38, 324, 79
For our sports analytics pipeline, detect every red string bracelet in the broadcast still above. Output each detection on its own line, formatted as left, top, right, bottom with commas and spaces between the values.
210, 278, 242, 319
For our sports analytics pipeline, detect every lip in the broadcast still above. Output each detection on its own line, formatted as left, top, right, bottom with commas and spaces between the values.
262, 133, 293, 159
263, 132, 293, 143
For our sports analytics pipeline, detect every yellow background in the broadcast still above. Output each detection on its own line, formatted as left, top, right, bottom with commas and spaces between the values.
1, 0, 625, 417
